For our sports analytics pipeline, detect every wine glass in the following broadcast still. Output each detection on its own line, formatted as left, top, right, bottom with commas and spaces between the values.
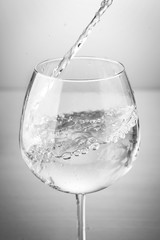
19, 57, 140, 240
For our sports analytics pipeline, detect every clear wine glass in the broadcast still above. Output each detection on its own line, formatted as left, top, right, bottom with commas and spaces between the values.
19, 57, 140, 240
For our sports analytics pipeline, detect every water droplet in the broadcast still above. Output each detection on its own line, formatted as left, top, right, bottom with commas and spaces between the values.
89, 143, 100, 151
62, 152, 72, 160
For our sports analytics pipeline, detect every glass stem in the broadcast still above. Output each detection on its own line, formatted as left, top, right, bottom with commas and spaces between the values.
76, 194, 86, 240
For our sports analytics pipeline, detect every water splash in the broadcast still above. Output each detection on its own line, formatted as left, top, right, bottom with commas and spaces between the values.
25, 105, 138, 164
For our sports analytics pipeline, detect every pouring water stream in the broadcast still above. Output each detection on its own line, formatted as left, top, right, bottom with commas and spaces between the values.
52, 0, 113, 78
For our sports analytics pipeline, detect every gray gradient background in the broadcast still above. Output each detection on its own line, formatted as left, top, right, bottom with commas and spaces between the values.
0, 1, 160, 240
0, 0, 160, 89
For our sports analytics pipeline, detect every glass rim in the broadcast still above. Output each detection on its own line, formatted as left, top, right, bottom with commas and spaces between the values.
34, 56, 125, 82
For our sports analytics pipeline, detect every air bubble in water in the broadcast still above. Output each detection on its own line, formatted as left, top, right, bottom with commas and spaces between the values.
74, 150, 81, 157
81, 148, 89, 155
87, 137, 97, 144
62, 152, 72, 160
26, 105, 138, 165
89, 143, 100, 151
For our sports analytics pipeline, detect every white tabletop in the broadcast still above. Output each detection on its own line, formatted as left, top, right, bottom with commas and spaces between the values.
0, 89, 160, 240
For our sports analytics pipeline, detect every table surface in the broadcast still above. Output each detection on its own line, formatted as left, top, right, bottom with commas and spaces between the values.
0, 89, 160, 240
